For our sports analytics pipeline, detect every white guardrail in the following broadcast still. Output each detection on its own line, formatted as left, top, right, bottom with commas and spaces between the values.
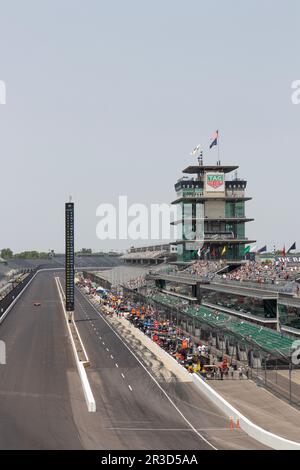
0, 271, 39, 324
192, 373, 300, 450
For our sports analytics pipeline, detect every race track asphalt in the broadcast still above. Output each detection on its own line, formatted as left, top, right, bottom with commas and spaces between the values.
0, 271, 268, 450
0, 270, 83, 449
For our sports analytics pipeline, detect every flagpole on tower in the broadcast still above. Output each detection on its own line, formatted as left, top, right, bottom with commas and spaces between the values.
209, 130, 220, 163
217, 129, 220, 165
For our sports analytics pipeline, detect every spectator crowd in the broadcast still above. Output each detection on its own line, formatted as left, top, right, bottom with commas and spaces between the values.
183, 260, 224, 279
123, 275, 147, 290
217, 260, 300, 285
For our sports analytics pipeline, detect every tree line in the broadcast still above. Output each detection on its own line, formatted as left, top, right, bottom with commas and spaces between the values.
0, 249, 52, 260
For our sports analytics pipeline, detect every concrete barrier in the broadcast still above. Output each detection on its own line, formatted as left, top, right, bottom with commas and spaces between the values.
144, 334, 191, 378
192, 373, 300, 450
77, 362, 96, 412
55, 277, 96, 413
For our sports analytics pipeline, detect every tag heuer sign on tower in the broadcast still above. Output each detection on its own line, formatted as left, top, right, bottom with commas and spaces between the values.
205, 172, 225, 192
65, 202, 75, 313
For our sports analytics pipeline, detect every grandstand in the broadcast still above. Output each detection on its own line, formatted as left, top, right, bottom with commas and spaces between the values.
121, 250, 167, 261
182, 260, 225, 279
83, 265, 149, 289
185, 305, 294, 357
166, 257, 300, 296
150, 292, 189, 308
121, 243, 177, 265
123, 275, 147, 290
48, 254, 121, 269
147, 290, 295, 358
216, 260, 300, 285
73, 255, 121, 268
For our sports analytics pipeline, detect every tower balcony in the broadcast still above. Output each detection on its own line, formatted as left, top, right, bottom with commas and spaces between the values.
171, 195, 252, 204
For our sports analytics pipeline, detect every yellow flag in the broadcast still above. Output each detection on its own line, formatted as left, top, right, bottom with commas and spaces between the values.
221, 246, 227, 256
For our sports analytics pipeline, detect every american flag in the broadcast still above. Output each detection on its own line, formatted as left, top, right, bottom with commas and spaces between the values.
210, 130, 219, 149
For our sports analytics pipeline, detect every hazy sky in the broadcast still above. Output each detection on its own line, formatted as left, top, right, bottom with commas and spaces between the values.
0, 0, 299, 253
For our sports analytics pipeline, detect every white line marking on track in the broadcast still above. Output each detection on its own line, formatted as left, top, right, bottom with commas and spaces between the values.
128, 385, 133, 391
106, 427, 231, 432
110, 355, 114, 359
121, 373, 125, 379
115, 363, 119, 368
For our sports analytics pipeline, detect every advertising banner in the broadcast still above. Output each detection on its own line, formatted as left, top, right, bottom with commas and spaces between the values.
205, 172, 225, 193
